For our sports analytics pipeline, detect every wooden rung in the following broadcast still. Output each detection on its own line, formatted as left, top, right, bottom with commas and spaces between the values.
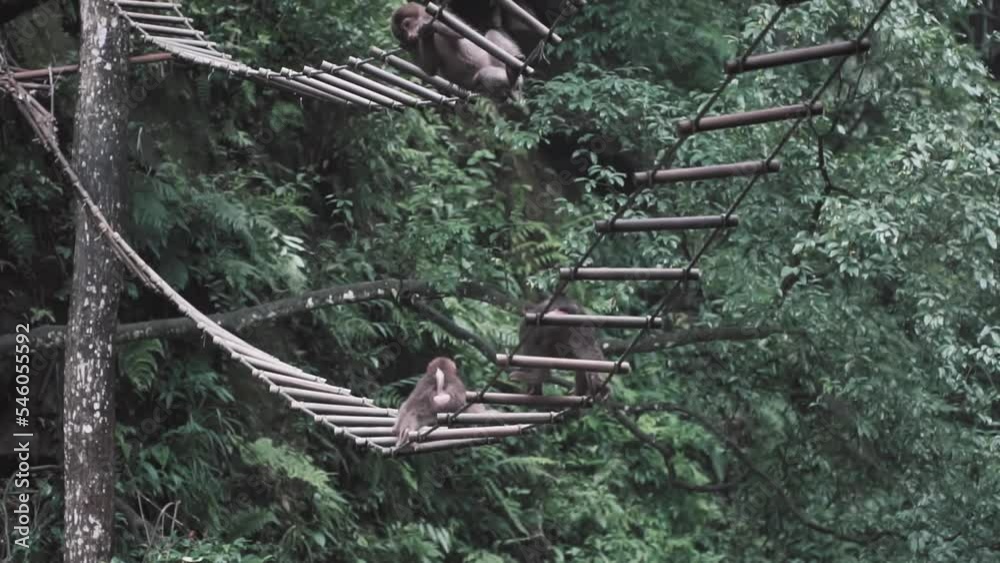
159, 41, 233, 61
114, 0, 180, 8
394, 437, 498, 455
559, 267, 700, 281
270, 387, 373, 406
316, 415, 395, 426
496, 354, 631, 374
211, 336, 281, 368
262, 74, 352, 106
236, 354, 313, 382
251, 369, 348, 395
122, 11, 189, 23
633, 160, 780, 185
596, 215, 739, 233
302, 66, 404, 109
370, 47, 472, 99
320, 61, 421, 107
413, 424, 531, 442
156, 37, 217, 48
677, 102, 824, 135
355, 436, 397, 446
524, 313, 664, 329
425, 3, 533, 74
466, 391, 591, 407
495, 0, 562, 43
348, 56, 454, 105
135, 22, 201, 36
290, 402, 397, 417
726, 39, 871, 74
436, 412, 559, 424
339, 427, 395, 437
281, 72, 376, 107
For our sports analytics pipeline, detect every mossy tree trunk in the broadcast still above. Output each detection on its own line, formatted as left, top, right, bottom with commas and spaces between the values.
62, 1, 129, 561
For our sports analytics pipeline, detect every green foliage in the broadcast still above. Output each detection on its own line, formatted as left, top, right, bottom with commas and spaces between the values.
4, 0, 1000, 562
125, 537, 273, 563
119, 339, 165, 393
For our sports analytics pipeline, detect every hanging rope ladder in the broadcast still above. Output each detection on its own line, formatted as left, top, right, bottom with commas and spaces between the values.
0, 0, 894, 456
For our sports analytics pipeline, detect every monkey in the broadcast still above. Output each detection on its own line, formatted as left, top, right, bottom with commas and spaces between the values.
510, 295, 610, 399
393, 357, 497, 447
487, 0, 547, 50
391, 2, 524, 101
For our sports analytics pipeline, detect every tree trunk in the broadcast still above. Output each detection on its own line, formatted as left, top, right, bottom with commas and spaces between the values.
62, 0, 129, 561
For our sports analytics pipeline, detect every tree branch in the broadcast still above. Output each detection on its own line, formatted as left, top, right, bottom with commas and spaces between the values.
601, 326, 794, 355
0, 279, 504, 354
617, 400, 899, 544
403, 298, 497, 360
608, 406, 742, 493
402, 298, 571, 391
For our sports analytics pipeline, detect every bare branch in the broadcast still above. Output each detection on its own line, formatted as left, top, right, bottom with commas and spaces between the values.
608, 406, 741, 493
0, 279, 504, 354
616, 400, 898, 544
404, 298, 497, 360
602, 326, 794, 355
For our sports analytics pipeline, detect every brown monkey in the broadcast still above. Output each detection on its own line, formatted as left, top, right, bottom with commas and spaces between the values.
511, 295, 610, 399
391, 2, 524, 100
393, 357, 493, 447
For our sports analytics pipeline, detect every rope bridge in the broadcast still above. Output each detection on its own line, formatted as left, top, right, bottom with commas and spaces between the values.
0, 0, 894, 456
109, 0, 584, 110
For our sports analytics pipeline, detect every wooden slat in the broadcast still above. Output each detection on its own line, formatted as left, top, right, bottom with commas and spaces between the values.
250, 369, 348, 395
559, 267, 700, 281
633, 160, 780, 185
413, 424, 531, 442
496, 354, 630, 374
596, 215, 738, 233
436, 412, 559, 424
301, 66, 403, 108
370, 47, 472, 99
290, 403, 397, 417
524, 313, 664, 329
114, 0, 180, 8
677, 102, 823, 135
394, 437, 498, 455
136, 22, 202, 37
271, 387, 373, 406
122, 11, 190, 23
315, 415, 396, 426
321, 61, 421, 106
725, 39, 871, 74
466, 392, 591, 407
348, 56, 454, 105
495, 0, 562, 43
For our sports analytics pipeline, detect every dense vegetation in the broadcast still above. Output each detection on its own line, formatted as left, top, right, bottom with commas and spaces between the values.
1, 0, 999, 561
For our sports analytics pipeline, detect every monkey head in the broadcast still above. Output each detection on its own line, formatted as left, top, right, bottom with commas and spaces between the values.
524, 295, 585, 317
391, 2, 432, 47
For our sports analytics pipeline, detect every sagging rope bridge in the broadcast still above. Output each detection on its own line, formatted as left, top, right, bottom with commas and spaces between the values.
101, 0, 583, 109
0, 0, 893, 456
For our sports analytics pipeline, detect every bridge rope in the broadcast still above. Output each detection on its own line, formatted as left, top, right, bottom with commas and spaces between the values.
422, 0, 895, 443
112, 0, 585, 110
1, 62, 546, 456
0, 0, 895, 457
